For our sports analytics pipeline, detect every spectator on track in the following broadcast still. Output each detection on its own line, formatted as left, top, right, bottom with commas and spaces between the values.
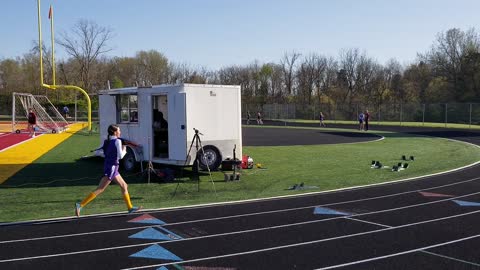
27, 108, 37, 137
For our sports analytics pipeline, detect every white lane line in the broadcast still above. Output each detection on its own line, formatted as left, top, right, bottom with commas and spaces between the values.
420, 250, 480, 267
344, 217, 392, 228
3, 182, 480, 245
3, 207, 480, 265
315, 235, 480, 270
0, 224, 155, 244
123, 210, 480, 270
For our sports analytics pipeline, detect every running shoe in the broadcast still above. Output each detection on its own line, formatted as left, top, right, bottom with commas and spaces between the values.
75, 202, 82, 217
128, 206, 142, 214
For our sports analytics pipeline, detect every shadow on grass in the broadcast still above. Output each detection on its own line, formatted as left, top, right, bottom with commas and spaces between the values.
0, 157, 214, 189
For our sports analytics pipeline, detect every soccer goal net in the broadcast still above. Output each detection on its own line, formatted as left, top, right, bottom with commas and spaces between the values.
12, 92, 69, 134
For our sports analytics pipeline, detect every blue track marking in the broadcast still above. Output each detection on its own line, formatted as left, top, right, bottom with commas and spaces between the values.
156, 226, 184, 240
453, 200, 480, 207
157, 266, 169, 270
130, 244, 182, 261
129, 228, 173, 241
314, 207, 351, 216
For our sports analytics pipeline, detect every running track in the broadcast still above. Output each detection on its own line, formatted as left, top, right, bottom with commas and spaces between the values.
1, 125, 480, 269
0, 133, 34, 152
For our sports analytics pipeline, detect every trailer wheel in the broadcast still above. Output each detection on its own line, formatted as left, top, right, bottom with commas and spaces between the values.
197, 145, 222, 171
122, 147, 138, 172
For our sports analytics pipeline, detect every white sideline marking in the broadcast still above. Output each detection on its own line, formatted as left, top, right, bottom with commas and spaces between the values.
2, 176, 480, 244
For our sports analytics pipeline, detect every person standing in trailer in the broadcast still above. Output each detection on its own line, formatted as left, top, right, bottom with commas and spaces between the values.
27, 108, 37, 137
75, 124, 141, 217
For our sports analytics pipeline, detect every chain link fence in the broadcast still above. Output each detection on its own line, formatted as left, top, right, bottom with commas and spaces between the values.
3, 95, 480, 128
243, 103, 480, 127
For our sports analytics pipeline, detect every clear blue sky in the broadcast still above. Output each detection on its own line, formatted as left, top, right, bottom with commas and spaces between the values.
1, 0, 479, 69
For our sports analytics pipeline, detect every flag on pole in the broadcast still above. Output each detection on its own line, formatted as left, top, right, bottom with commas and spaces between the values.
48, 5, 53, 19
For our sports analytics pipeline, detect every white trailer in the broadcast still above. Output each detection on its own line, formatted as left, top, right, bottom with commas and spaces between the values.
97, 83, 242, 171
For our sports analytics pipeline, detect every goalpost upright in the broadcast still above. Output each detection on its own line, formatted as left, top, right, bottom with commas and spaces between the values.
36, 0, 92, 132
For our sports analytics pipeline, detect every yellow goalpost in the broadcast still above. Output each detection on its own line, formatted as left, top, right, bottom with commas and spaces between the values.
36, 0, 92, 131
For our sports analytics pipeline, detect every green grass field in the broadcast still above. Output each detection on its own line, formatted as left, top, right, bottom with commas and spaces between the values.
1, 125, 480, 223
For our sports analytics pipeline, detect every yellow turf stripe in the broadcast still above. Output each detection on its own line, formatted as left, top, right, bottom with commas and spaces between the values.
0, 123, 86, 184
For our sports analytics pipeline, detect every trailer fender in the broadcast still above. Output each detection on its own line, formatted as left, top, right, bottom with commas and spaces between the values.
122, 145, 143, 172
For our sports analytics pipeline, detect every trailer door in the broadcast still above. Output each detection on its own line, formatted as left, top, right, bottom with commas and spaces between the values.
168, 93, 187, 161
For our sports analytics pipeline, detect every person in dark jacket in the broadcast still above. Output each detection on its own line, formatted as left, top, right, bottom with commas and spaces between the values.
27, 108, 37, 137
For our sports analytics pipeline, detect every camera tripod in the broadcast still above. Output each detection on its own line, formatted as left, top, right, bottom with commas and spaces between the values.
172, 128, 216, 196
142, 136, 157, 184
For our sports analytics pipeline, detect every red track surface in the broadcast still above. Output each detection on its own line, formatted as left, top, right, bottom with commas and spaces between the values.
0, 133, 33, 151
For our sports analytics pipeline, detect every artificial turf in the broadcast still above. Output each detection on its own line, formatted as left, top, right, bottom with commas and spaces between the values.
1, 125, 480, 223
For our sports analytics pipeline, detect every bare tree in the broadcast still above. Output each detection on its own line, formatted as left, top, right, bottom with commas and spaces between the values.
270, 63, 285, 102
319, 57, 338, 103
338, 48, 378, 105
57, 19, 113, 92
384, 58, 404, 104
338, 48, 360, 103
280, 51, 301, 96
422, 28, 480, 101
296, 54, 322, 105
169, 62, 198, 84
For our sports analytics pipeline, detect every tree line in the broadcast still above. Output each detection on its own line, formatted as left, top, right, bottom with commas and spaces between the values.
1, 20, 479, 114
